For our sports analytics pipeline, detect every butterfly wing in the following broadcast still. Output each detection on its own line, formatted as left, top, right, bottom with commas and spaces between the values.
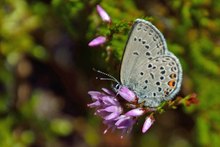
120, 19, 168, 87
120, 19, 182, 107
131, 54, 182, 107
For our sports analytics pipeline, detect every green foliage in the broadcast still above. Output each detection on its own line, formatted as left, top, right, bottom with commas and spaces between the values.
0, 0, 220, 146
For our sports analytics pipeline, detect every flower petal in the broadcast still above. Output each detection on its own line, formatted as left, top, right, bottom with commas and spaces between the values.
88, 91, 103, 100
87, 101, 101, 108
102, 88, 114, 95
96, 5, 111, 23
125, 108, 145, 117
142, 116, 155, 133
115, 116, 136, 129
88, 36, 107, 47
104, 112, 119, 120
102, 96, 117, 105
103, 120, 116, 134
118, 86, 136, 102
103, 106, 118, 112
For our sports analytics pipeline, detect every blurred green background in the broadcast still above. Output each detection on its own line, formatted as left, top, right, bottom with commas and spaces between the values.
1, 0, 220, 146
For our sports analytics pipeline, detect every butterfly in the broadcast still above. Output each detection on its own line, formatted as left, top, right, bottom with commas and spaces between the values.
119, 19, 182, 107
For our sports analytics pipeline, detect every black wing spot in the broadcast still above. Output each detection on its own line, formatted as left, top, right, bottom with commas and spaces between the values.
146, 52, 151, 56
156, 82, 160, 85
138, 38, 142, 42
165, 91, 169, 96
171, 67, 177, 71
165, 57, 170, 61
160, 66, 164, 70
145, 45, 149, 49
169, 62, 175, 66
152, 66, 157, 69
133, 52, 139, 55
153, 93, 156, 96
148, 57, 153, 60
142, 40, 146, 44
145, 80, 148, 83
143, 86, 147, 89
161, 70, 166, 74
140, 72, 144, 75
150, 73, 154, 79
148, 64, 152, 68
158, 87, 162, 92
169, 73, 177, 79
149, 29, 153, 35
160, 76, 164, 80
134, 37, 137, 41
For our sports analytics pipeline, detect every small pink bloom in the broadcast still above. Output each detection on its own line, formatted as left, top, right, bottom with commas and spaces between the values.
125, 108, 145, 117
142, 116, 155, 133
88, 36, 107, 47
96, 5, 111, 23
118, 86, 136, 102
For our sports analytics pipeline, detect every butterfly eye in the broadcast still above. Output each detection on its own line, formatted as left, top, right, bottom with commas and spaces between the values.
114, 84, 120, 91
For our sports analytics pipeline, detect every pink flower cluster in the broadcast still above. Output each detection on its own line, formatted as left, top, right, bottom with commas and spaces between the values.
88, 86, 154, 138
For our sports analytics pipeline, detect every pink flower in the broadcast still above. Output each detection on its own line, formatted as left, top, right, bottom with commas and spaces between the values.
125, 108, 145, 117
88, 88, 123, 120
88, 36, 107, 47
96, 5, 111, 23
118, 86, 136, 102
142, 115, 155, 133
88, 87, 155, 137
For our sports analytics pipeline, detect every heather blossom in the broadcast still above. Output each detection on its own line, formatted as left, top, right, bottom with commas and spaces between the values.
96, 5, 111, 23
88, 88, 123, 120
88, 36, 107, 47
142, 115, 155, 133
118, 86, 136, 102
88, 86, 154, 137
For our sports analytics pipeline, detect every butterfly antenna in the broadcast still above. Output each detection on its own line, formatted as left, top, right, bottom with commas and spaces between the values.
93, 68, 120, 84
